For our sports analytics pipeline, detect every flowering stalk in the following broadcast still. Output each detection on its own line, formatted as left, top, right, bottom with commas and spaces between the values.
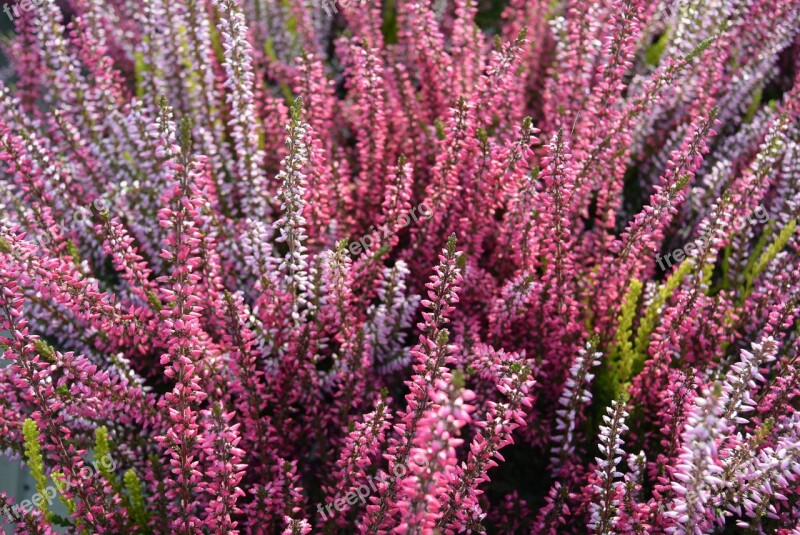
365, 234, 463, 532
588, 400, 629, 534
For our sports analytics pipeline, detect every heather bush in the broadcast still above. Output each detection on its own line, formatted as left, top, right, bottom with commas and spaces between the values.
0, 0, 799, 533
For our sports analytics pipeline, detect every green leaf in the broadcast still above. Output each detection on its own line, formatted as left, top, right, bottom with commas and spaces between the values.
124, 469, 150, 532
49, 514, 75, 527
456, 251, 468, 270
371, 244, 390, 261
290, 96, 304, 122
263, 38, 278, 62
381, 0, 398, 44
633, 259, 693, 373
742, 218, 797, 301
446, 233, 458, 255
94, 427, 119, 492
65, 239, 81, 267
645, 29, 671, 66
52, 472, 75, 513
434, 119, 446, 141
720, 243, 732, 290
281, 0, 298, 36
146, 290, 163, 312
451, 369, 466, 390
33, 339, 57, 363
594, 280, 642, 419
179, 116, 193, 155
744, 85, 763, 124
614, 279, 643, 388
23, 419, 49, 515
208, 16, 226, 65
437, 329, 450, 346
134, 51, 147, 99
684, 36, 716, 63
133, 35, 152, 100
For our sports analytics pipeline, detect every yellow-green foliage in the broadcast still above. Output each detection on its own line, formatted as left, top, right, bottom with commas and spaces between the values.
263, 38, 278, 62
208, 13, 226, 66
743, 218, 797, 300
146, 290, 164, 312
646, 29, 671, 66
633, 260, 694, 373
65, 239, 81, 268
134, 39, 148, 99
281, 0, 297, 36
683, 36, 716, 64
124, 469, 150, 531
742, 221, 774, 284
263, 39, 294, 103
53, 472, 90, 534
744, 85, 763, 124
22, 419, 49, 515
593, 280, 643, 417
614, 279, 643, 392
177, 25, 199, 97
382, 0, 398, 44
94, 426, 119, 492
52, 471, 78, 528
32, 339, 57, 363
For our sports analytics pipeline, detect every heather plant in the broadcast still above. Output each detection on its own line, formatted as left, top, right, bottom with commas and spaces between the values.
0, 0, 798, 533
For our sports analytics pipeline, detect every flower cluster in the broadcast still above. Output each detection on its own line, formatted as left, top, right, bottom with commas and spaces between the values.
0, 0, 799, 533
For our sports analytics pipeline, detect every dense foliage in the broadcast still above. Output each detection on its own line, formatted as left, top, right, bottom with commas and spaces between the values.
0, 0, 799, 533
